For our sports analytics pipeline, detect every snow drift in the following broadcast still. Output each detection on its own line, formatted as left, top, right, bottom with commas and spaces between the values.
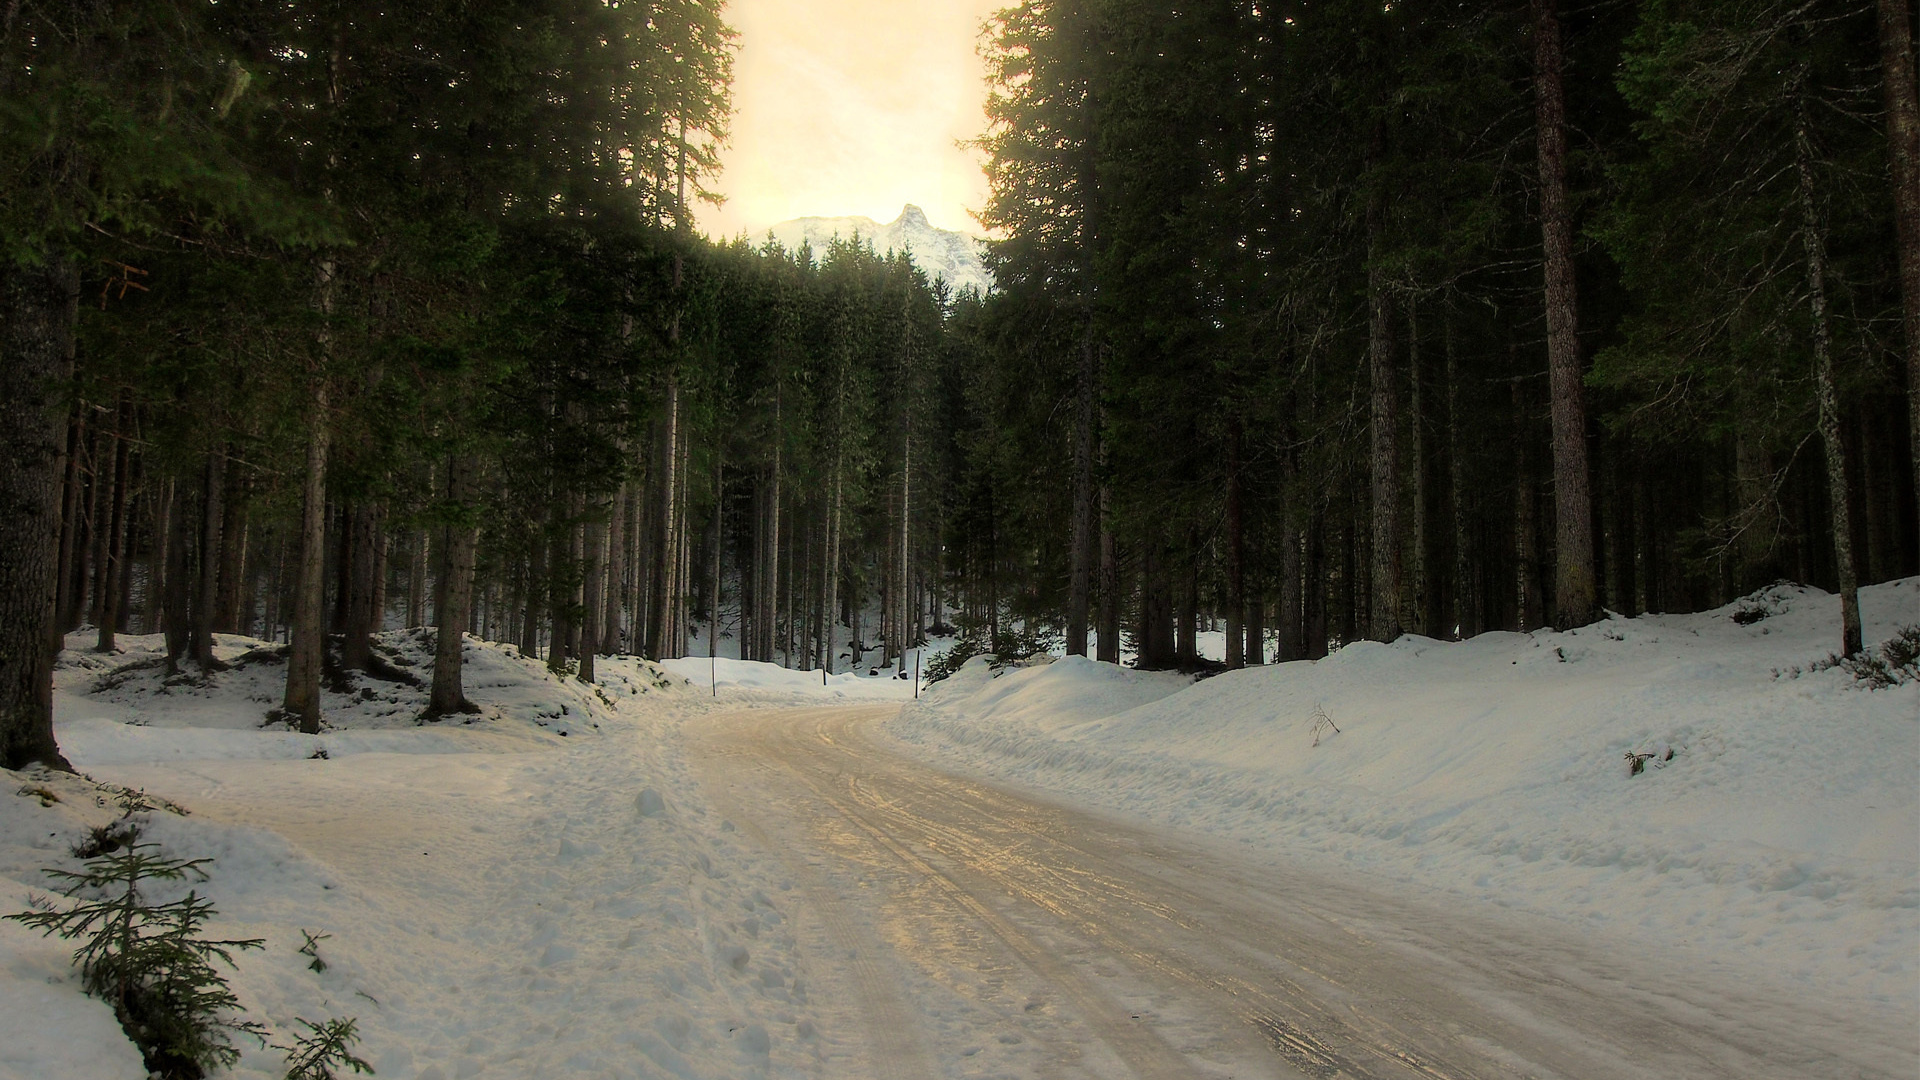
889, 578, 1920, 1008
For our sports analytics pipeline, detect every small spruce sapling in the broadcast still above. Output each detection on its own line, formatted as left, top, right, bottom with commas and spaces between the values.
298, 929, 331, 972
4, 843, 266, 1078
278, 1016, 375, 1080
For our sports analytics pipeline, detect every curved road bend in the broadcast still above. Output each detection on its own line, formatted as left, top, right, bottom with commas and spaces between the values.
687, 704, 1913, 1080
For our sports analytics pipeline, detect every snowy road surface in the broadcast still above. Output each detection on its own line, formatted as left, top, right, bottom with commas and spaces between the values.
691, 704, 1915, 1080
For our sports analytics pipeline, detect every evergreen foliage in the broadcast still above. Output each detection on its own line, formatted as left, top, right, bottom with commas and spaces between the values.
3, 0, 1915, 772
277, 1016, 375, 1080
5, 842, 266, 1078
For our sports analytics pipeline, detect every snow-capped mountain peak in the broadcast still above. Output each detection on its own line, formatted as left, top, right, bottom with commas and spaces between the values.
764, 204, 992, 296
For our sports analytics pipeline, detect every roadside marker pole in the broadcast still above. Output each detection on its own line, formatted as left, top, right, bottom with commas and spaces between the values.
914, 651, 921, 699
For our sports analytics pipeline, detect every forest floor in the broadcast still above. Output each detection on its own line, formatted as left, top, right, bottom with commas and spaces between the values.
0, 578, 1913, 1079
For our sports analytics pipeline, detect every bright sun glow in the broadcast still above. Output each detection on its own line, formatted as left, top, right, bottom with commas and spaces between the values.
698, 0, 1002, 240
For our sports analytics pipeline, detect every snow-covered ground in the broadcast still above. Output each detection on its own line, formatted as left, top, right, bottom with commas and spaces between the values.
890, 579, 1920, 1011
2, 579, 1913, 1077
2, 630, 914, 1080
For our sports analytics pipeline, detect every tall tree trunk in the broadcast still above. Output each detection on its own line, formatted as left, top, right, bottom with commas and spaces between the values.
0, 255, 78, 770
339, 504, 379, 671
824, 459, 842, 672
1408, 296, 1431, 636
579, 494, 605, 684
1096, 485, 1119, 663
1447, 315, 1477, 638
1066, 325, 1095, 656
547, 501, 575, 675
55, 408, 84, 634
1225, 418, 1245, 669
95, 398, 133, 654
429, 455, 479, 716
84, 422, 108, 630
898, 431, 913, 672
283, 385, 331, 733
1367, 182, 1402, 644
1533, 0, 1598, 629
190, 450, 227, 671
1798, 87, 1864, 656
648, 385, 681, 661
1879, 0, 1920, 511
519, 538, 543, 659
602, 484, 628, 654
407, 530, 428, 629
214, 460, 248, 633
147, 481, 173, 637
1514, 382, 1544, 633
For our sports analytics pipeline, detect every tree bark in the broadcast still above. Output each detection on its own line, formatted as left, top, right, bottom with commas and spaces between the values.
1514, 381, 1544, 633
1067, 325, 1095, 656
1798, 89, 1864, 656
95, 397, 133, 654
1225, 418, 1246, 669
1447, 315, 1477, 638
214, 459, 248, 633
1533, 0, 1599, 629
602, 484, 628, 654
1877, 0, 1920, 512
1367, 178, 1402, 644
0, 255, 78, 771
1408, 296, 1432, 636
191, 450, 227, 671
285, 255, 336, 735
55, 409, 85, 634
1305, 505, 1328, 660
1097, 485, 1119, 663
580, 494, 605, 684
428, 455, 479, 716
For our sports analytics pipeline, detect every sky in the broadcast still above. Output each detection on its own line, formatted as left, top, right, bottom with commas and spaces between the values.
696, 0, 1003, 241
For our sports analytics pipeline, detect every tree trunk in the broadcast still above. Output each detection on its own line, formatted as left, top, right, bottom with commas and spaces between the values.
147, 481, 173, 637
429, 455, 479, 716
84, 422, 108, 631
1447, 315, 1477, 638
1097, 486, 1119, 663
284, 386, 331, 733
190, 450, 227, 671
1279, 465, 1304, 662
520, 538, 543, 659
547, 501, 575, 675
0, 255, 78, 771
824, 459, 842, 672
55, 409, 85, 634
1306, 504, 1329, 660
214, 459, 248, 633
1067, 325, 1095, 656
1876, 0, 1920, 512
648, 380, 681, 661
579, 494, 605, 684
1408, 296, 1432, 636
1225, 419, 1245, 669
1514, 382, 1544, 633
1533, 0, 1598, 630
95, 398, 133, 654
1798, 89, 1864, 656
407, 529, 428, 629
603, 484, 628, 654
898, 431, 913, 672
1367, 159, 1402, 644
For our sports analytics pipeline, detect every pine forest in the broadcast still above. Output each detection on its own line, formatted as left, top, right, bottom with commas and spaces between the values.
3, 0, 1916, 770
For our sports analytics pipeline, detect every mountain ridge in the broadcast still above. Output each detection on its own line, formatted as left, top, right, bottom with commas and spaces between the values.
762, 204, 993, 296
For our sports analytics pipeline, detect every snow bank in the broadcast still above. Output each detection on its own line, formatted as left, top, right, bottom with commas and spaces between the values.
889, 579, 1920, 1007
5, 633, 837, 1079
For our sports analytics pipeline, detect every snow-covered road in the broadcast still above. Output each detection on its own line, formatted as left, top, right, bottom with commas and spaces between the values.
691, 704, 1915, 1080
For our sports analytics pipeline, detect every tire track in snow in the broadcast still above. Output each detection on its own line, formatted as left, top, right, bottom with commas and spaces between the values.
695, 743, 941, 1080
